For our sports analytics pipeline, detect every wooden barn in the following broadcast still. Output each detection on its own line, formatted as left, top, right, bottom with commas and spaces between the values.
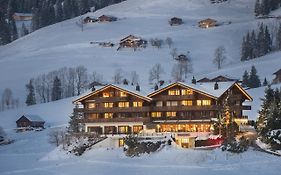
118, 35, 147, 49
84, 16, 98, 23
13, 13, 33, 21
98, 15, 117, 22
198, 18, 217, 28
16, 115, 45, 128
169, 17, 183, 26
272, 69, 281, 84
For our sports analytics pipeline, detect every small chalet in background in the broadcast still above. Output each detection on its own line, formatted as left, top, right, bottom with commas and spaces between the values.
84, 16, 98, 23
175, 54, 189, 61
169, 17, 183, 26
118, 35, 147, 50
198, 18, 217, 28
272, 68, 281, 84
98, 15, 117, 22
16, 115, 45, 128
13, 13, 33, 21
197, 75, 239, 83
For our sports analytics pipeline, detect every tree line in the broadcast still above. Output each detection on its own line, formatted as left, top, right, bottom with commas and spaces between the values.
254, 0, 281, 17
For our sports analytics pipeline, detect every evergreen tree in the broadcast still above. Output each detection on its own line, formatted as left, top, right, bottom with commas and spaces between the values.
25, 79, 36, 106
277, 23, 281, 50
241, 36, 247, 61
257, 23, 265, 57
263, 77, 268, 86
51, 76, 62, 101
248, 66, 261, 88
55, 0, 63, 22
264, 26, 272, 54
255, 0, 261, 16
250, 30, 258, 58
68, 111, 82, 133
242, 70, 249, 87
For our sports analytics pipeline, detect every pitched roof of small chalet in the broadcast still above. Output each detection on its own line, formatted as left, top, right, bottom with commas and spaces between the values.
210, 75, 239, 82
273, 69, 281, 75
13, 13, 33, 17
170, 17, 182, 21
120, 35, 141, 42
98, 15, 116, 18
17, 115, 45, 122
73, 84, 152, 104
199, 18, 217, 23
147, 81, 252, 101
197, 77, 211, 83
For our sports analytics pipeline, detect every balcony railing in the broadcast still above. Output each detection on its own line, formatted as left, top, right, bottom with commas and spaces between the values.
79, 117, 151, 123
151, 105, 219, 111
74, 106, 151, 113
152, 94, 194, 101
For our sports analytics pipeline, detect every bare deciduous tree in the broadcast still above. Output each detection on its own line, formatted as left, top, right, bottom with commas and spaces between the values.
149, 64, 164, 83
150, 38, 164, 49
1, 88, 13, 110
166, 37, 173, 48
48, 129, 66, 147
130, 71, 139, 85
171, 57, 193, 81
213, 46, 227, 70
75, 65, 88, 95
170, 48, 178, 59
113, 68, 124, 84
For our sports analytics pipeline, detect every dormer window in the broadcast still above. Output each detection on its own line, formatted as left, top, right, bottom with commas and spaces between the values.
120, 91, 127, 97
168, 90, 180, 95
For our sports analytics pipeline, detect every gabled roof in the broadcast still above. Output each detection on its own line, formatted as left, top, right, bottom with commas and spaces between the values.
199, 18, 217, 23
17, 115, 45, 122
210, 75, 239, 82
273, 69, 281, 75
197, 77, 211, 83
73, 84, 152, 104
120, 35, 141, 42
147, 81, 252, 101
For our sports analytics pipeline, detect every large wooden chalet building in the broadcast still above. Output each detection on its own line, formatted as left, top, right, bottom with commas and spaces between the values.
73, 81, 252, 147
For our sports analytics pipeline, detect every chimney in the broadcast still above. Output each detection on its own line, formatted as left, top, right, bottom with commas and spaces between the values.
214, 82, 219, 90
136, 84, 140, 91
192, 76, 196, 84
91, 85, 96, 91
154, 84, 159, 91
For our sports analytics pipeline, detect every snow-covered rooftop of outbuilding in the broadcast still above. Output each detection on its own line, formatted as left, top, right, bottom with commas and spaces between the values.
22, 114, 45, 122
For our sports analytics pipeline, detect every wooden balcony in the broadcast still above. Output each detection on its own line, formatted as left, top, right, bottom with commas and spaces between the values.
152, 94, 194, 101
151, 105, 219, 111
74, 106, 151, 113
151, 116, 213, 121
85, 96, 129, 103
79, 117, 151, 123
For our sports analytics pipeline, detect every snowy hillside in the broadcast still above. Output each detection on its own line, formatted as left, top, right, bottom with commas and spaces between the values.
0, 0, 281, 102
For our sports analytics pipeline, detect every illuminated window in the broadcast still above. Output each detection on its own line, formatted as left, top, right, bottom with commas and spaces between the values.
156, 101, 163, 107
118, 126, 129, 134
103, 92, 110, 97
151, 112, 162, 118
133, 125, 143, 133
197, 100, 211, 106
120, 91, 127, 97
118, 102, 129, 108
166, 101, 178, 106
88, 103, 96, 108
202, 100, 211, 106
104, 113, 113, 119
119, 138, 124, 147
166, 112, 176, 117
104, 102, 113, 108
133, 101, 143, 107
181, 89, 193, 95
88, 113, 99, 119
181, 100, 192, 106
168, 90, 180, 95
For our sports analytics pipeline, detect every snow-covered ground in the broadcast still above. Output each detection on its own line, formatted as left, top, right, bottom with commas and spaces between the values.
1, 0, 281, 174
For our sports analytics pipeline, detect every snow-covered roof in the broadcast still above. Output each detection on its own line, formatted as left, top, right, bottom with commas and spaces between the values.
148, 81, 248, 99
21, 115, 45, 122
73, 84, 152, 104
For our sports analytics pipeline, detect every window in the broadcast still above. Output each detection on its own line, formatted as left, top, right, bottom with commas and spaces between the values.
151, 112, 162, 118
197, 100, 211, 106
104, 102, 113, 108
202, 100, 211, 106
118, 126, 129, 134
168, 90, 180, 95
88, 113, 99, 119
133, 101, 143, 107
181, 100, 192, 106
156, 101, 163, 107
119, 138, 124, 147
166, 112, 176, 117
167, 101, 178, 106
120, 91, 127, 97
118, 102, 129, 108
88, 103, 96, 108
104, 113, 113, 119
103, 92, 110, 97
181, 89, 193, 95
133, 125, 143, 133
